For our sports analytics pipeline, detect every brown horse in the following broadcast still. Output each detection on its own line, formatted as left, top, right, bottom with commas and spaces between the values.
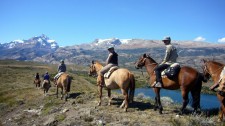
34, 79, 41, 87
135, 54, 203, 114
89, 61, 135, 112
202, 59, 225, 121
42, 80, 51, 96
55, 73, 72, 101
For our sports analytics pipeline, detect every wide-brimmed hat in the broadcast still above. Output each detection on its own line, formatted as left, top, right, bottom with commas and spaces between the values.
60, 60, 64, 63
162, 36, 171, 41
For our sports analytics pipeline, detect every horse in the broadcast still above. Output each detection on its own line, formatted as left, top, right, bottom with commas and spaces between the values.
89, 60, 135, 112
42, 80, 51, 96
202, 59, 225, 121
135, 54, 203, 114
54, 73, 72, 101
34, 79, 41, 88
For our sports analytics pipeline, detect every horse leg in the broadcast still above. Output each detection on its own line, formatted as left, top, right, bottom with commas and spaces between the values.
56, 86, 59, 98
107, 89, 112, 106
180, 90, 189, 115
218, 106, 223, 122
120, 89, 128, 112
153, 88, 163, 114
61, 88, 64, 100
98, 86, 103, 106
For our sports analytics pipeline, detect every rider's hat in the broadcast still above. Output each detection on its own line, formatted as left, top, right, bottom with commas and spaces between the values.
107, 46, 114, 50
60, 59, 64, 63
46, 71, 48, 74
162, 36, 171, 42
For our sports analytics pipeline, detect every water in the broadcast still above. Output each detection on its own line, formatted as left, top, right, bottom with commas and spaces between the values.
116, 88, 220, 109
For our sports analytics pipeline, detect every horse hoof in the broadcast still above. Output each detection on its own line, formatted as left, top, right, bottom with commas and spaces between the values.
154, 107, 158, 111
159, 111, 162, 114
124, 108, 127, 112
98, 103, 101, 106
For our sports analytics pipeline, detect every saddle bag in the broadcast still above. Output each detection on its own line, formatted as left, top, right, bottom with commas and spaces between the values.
164, 63, 180, 79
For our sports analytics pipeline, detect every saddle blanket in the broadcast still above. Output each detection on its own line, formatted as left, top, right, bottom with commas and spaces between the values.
104, 66, 119, 78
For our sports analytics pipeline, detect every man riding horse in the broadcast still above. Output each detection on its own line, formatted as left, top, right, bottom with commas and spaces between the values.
54, 60, 67, 83
99, 46, 118, 87
153, 36, 178, 88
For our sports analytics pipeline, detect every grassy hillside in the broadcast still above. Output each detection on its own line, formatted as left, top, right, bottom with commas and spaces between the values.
0, 60, 223, 126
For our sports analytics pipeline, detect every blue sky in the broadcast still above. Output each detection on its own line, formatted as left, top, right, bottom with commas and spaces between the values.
0, 0, 225, 46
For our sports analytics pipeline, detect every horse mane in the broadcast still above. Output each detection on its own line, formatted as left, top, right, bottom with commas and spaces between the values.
209, 60, 224, 67
146, 55, 157, 63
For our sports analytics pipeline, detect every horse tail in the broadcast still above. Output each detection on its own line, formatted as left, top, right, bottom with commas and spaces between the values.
190, 72, 202, 111
129, 73, 135, 103
66, 76, 71, 92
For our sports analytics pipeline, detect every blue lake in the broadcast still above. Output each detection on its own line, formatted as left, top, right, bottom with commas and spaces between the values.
116, 88, 220, 109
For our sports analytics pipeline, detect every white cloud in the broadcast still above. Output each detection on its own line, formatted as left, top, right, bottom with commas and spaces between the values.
218, 37, 225, 43
194, 36, 206, 41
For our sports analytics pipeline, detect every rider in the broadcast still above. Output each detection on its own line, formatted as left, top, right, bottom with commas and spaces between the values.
35, 72, 40, 81
99, 46, 118, 86
43, 71, 50, 87
153, 36, 178, 88
54, 60, 67, 82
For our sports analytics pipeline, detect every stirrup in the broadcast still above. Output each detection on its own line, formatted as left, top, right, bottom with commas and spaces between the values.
152, 82, 162, 88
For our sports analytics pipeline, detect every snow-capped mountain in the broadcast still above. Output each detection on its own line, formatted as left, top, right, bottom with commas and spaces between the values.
0, 34, 59, 50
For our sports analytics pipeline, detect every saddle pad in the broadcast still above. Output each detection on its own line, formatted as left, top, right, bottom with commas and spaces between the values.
104, 66, 119, 78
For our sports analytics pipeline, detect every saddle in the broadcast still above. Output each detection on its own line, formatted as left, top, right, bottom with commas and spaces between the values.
161, 63, 180, 79
104, 66, 119, 78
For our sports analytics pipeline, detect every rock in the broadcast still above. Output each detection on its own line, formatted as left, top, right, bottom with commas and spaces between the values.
61, 108, 69, 113
43, 116, 58, 126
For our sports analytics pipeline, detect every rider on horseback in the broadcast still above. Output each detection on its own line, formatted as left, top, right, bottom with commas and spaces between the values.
153, 36, 178, 88
54, 60, 67, 82
35, 72, 40, 81
99, 46, 118, 86
42, 71, 50, 87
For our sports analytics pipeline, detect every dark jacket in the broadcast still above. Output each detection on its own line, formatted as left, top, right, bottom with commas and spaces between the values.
58, 64, 66, 73
106, 52, 118, 65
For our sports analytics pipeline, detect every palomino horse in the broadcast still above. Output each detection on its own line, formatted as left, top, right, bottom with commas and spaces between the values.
55, 73, 72, 101
135, 54, 203, 114
202, 59, 225, 121
34, 79, 41, 87
89, 61, 135, 112
42, 80, 51, 96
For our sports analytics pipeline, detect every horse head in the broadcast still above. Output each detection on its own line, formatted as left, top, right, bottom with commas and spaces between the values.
135, 54, 147, 69
135, 54, 157, 69
89, 60, 97, 76
201, 59, 211, 82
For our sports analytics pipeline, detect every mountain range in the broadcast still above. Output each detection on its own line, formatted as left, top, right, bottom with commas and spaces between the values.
1, 34, 225, 70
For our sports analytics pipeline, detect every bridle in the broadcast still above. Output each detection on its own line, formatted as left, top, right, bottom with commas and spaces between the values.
137, 57, 158, 75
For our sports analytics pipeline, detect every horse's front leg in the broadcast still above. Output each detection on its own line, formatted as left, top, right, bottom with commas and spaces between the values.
108, 89, 112, 106
98, 85, 103, 106
153, 88, 163, 114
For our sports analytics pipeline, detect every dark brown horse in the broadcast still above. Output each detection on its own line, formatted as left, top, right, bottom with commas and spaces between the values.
42, 80, 51, 96
202, 59, 225, 121
34, 79, 41, 88
55, 73, 72, 101
135, 54, 203, 114
89, 61, 135, 112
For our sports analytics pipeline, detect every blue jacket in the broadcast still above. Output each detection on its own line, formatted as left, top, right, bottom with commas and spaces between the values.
44, 74, 50, 81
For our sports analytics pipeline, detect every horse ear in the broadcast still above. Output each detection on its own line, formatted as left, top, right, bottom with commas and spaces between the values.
143, 53, 146, 58
92, 60, 95, 64
202, 59, 206, 63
